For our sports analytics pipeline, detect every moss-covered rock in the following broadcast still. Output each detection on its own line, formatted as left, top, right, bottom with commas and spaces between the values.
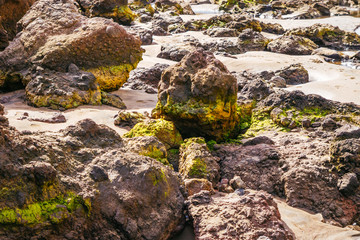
124, 119, 183, 149
77, 0, 137, 25
152, 50, 238, 141
125, 136, 170, 165
179, 137, 220, 185
285, 24, 360, 50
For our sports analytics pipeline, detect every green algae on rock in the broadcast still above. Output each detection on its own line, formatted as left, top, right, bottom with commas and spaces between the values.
125, 136, 170, 165
179, 137, 220, 185
124, 119, 183, 149
152, 50, 238, 142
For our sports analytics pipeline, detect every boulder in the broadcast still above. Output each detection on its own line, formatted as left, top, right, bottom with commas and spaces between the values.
214, 142, 283, 195
206, 27, 238, 37
338, 173, 359, 196
184, 178, 214, 196
237, 29, 269, 52
25, 69, 102, 110
0, 119, 185, 239
124, 136, 169, 165
157, 44, 194, 61
124, 119, 183, 149
0, 0, 143, 92
123, 63, 169, 91
186, 190, 295, 240
153, 50, 238, 141
179, 138, 220, 185
276, 63, 309, 85
268, 35, 318, 55
285, 24, 360, 49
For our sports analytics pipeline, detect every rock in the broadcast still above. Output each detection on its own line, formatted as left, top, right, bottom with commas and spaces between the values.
153, 50, 238, 141
124, 136, 169, 165
260, 22, 285, 34
157, 44, 194, 61
184, 178, 215, 196
89, 165, 108, 182
124, 119, 183, 149
101, 91, 127, 109
239, 78, 273, 101
338, 173, 359, 196
114, 110, 146, 128
268, 76, 287, 88
0, 0, 37, 50
229, 175, 246, 189
200, 39, 243, 55
282, 164, 357, 226
27, 113, 67, 124
322, 117, 338, 130
335, 124, 360, 140
77, 0, 137, 25
186, 190, 295, 240
0, 0, 143, 93
215, 143, 283, 194
127, 26, 154, 45
329, 138, 360, 173
123, 63, 169, 91
179, 137, 220, 185
237, 29, 269, 52
276, 63, 309, 85
242, 136, 275, 146
206, 27, 238, 37
285, 23, 360, 50
268, 35, 318, 55
351, 51, 360, 60
0, 119, 185, 239
312, 2, 331, 16
312, 47, 343, 60
25, 70, 102, 110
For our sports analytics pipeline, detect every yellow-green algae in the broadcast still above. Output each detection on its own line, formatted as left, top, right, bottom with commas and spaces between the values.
87, 63, 138, 92
146, 167, 170, 199
153, 95, 238, 142
124, 119, 183, 149
138, 146, 170, 166
0, 192, 91, 225
26, 87, 102, 110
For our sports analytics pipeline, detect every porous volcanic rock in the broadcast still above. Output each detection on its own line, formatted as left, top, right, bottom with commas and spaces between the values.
0, 0, 143, 92
268, 35, 318, 55
179, 138, 220, 185
186, 190, 295, 240
152, 50, 238, 141
0, 117, 185, 239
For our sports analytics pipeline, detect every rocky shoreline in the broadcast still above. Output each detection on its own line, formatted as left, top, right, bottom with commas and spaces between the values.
1, 0, 360, 239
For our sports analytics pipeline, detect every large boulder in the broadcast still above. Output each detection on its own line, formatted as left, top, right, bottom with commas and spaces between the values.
0, 119, 185, 239
0, 0, 143, 93
268, 35, 318, 55
153, 50, 238, 141
276, 63, 309, 85
186, 190, 295, 240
